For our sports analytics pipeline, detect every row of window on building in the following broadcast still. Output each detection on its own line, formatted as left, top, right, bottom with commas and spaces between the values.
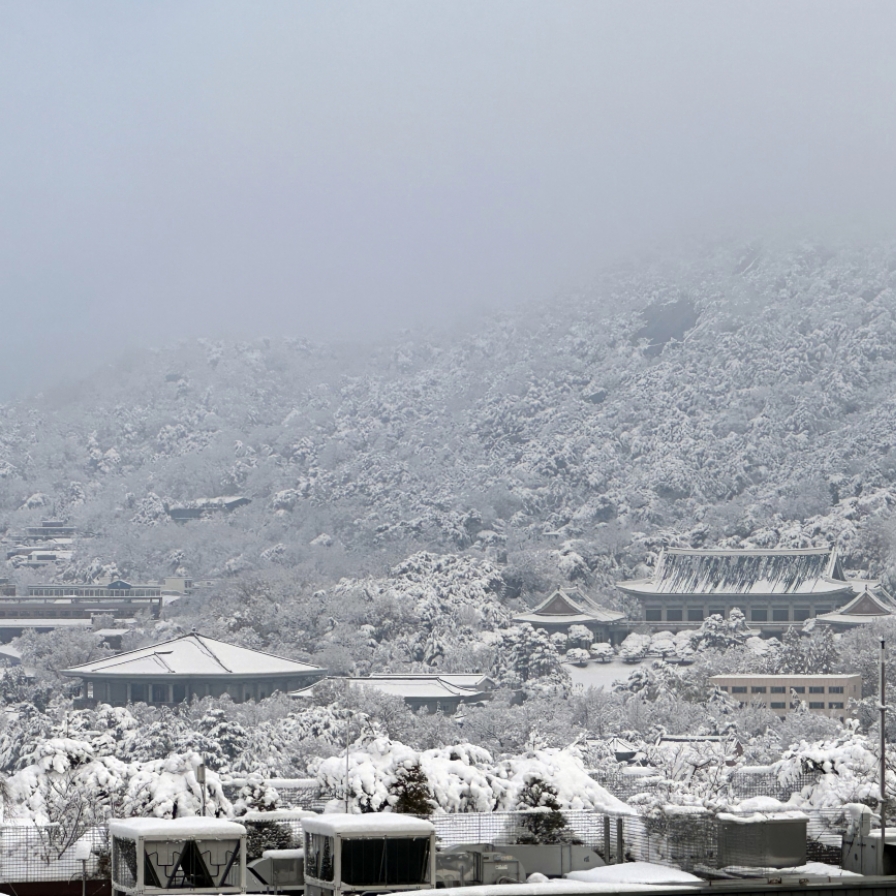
718, 684, 845, 694
644, 606, 832, 623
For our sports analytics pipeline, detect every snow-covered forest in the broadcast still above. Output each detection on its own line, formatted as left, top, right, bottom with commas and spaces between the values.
4, 238, 896, 824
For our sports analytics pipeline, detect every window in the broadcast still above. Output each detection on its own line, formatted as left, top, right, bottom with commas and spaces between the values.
771, 686, 786, 694
751, 686, 767, 694
794, 608, 811, 622
792, 686, 805, 694
305, 833, 335, 882
829, 702, 844, 709
151, 684, 168, 704
809, 686, 825, 694
687, 608, 704, 622
751, 608, 768, 622
172, 684, 186, 703
130, 683, 147, 703
772, 608, 790, 622
87, 682, 94, 699
815, 607, 831, 616
770, 702, 786, 709
809, 702, 825, 709
646, 608, 662, 622
829, 686, 844, 694
340, 837, 432, 886
709, 608, 725, 618
732, 686, 747, 694
666, 608, 683, 622
718, 686, 729, 691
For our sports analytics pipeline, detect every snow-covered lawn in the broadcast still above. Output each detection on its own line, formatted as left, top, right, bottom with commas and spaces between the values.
563, 661, 631, 691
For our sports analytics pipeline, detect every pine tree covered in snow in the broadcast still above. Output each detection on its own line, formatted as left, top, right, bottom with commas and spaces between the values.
515, 775, 576, 844
390, 761, 434, 816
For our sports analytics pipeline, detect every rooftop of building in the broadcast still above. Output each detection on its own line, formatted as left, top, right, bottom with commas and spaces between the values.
618, 547, 854, 597
62, 633, 325, 679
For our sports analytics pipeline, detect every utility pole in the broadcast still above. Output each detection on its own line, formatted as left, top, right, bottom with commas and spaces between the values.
197, 759, 207, 817
344, 722, 353, 814
881, 638, 887, 872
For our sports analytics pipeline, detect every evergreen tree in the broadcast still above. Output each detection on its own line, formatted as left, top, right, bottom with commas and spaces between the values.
196, 708, 249, 771
390, 761, 434, 817
805, 625, 838, 674
515, 774, 574, 844
778, 627, 808, 674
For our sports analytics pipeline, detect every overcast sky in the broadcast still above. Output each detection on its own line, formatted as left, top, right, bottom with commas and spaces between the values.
1, 2, 895, 399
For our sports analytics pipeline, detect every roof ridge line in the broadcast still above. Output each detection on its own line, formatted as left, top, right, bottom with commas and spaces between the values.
190, 634, 232, 673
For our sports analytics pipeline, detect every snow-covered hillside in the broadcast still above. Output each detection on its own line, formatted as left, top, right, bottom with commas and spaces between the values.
3, 238, 896, 610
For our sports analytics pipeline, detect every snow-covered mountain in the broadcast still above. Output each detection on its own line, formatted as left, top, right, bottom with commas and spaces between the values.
4, 238, 896, 607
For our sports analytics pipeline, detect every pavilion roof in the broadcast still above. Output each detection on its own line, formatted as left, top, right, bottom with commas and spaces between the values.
513, 588, 625, 626
618, 548, 853, 597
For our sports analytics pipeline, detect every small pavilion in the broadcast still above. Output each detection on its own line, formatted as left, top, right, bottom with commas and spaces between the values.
512, 588, 626, 642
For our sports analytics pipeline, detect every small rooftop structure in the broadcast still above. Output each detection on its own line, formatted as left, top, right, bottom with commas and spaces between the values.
63, 633, 325, 706
110, 816, 246, 894
303, 813, 436, 896
291, 673, 494, 713
513, 588, 625, 640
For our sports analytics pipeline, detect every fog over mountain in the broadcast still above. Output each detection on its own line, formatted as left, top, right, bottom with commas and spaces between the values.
5, 239, 896, 614
2, 3, 896, 398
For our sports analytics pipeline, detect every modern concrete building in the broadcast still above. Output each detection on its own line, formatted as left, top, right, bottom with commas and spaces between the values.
708, 673, 861, 721
513, 588, 626, 641
291, 673, 494, 713
63, 633, 325, 706
617, 547, 873, 634
0, 579, 165, 621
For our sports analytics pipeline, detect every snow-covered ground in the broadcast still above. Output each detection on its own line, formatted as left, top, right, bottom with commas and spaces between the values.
563, 661, 632, 691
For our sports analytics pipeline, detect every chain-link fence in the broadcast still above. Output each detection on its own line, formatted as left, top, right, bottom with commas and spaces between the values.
0, 805, 869, 885
0, 823, 109, 885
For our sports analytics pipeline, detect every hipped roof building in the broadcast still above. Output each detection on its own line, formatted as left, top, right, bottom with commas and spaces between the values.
63, 633, 325, 706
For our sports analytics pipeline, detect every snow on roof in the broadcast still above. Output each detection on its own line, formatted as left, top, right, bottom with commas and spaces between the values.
566, 862, 703, 885
242, 809, 317, 821
618, 548, 853, 597
61, 633, 325, 679
412, 880, 699, 896
717, 811, 808, 824
303, 813, 435, 836
0, 618, 94, 629
709, 673, 860, 680
291, 675, 492, 701
514, 589, 625, 625
262, 848, 305, 859
817, 587, 896, 625
109, 817, 246, 839
375, 673, 495, 688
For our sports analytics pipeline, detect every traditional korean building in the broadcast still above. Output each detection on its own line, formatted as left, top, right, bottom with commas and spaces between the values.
63, 633, 325, 706
617, 547, 863, 634
816, 584, 896, 630
290, 673, 495, 714
512, 587, 626, 641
